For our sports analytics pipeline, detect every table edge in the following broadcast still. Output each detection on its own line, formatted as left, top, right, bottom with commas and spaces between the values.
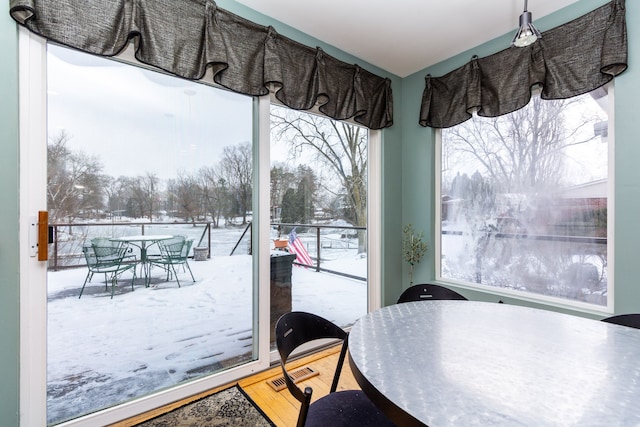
348, 347, 427, 427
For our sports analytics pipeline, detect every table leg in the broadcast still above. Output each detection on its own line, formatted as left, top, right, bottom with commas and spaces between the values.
140, 243, 150, 287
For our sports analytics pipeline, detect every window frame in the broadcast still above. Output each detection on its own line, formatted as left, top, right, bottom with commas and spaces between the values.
265, 97, 383, 361
19, 30, 382, 425
434, 85, 615, 315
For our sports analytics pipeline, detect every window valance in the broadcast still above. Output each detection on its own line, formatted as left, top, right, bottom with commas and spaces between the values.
419, 0, 627, 129
9, 0, 393, 130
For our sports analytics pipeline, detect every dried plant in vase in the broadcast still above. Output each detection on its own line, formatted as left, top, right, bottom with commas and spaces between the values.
402, 224, 428, 286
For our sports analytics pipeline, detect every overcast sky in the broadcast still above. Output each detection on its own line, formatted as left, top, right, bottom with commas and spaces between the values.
47, 44, 254, 182
47, 43, 367, 209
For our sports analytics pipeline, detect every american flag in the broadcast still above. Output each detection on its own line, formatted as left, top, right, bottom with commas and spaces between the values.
288, 229, 313, 267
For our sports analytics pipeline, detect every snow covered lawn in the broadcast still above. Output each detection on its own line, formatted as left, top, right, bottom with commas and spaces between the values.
47, 253, 367, 423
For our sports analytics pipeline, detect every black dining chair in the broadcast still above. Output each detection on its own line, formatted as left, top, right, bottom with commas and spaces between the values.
397, 283, 468, 304
601, 314, 640, 329
275, 311, 396, 427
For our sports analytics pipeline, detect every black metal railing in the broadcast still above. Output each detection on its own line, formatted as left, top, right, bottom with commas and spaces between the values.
271, 222, 367, 281
48, 221, 212, 271
48, 220, 368, 282
226, 221, 367, 281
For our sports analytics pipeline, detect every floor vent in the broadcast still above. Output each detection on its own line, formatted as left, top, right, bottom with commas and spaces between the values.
267, 366, 319, 392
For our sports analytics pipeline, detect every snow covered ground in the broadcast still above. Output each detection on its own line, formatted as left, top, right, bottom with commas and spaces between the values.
46, 247, 367, 424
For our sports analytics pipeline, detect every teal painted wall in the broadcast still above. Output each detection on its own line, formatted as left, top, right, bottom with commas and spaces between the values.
0, 1, 20, 425
400, 0, 640, 316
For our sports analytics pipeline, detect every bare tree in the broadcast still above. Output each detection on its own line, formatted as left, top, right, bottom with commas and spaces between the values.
445, 96, 600, 194
127, 172, 160, 220
47, 130, 108, 222
271, 106, 368, 252
171, 172, 201, 223
198, 166, 230, 228
220, 142, 252, 225
104, 176, 130, 220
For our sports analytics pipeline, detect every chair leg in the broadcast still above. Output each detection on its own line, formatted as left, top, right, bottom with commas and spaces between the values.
169, 264, 181, 287
113, 266, 136, 294
79, 271, 92, 298
110, 275, 117, 299
185, 261, 195, 282
131, 267, 136, 291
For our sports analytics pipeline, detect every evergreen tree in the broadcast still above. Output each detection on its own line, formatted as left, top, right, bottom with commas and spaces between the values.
281, 188, 301, 225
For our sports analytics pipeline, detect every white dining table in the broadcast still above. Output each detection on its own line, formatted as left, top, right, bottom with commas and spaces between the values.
348, 300, 640, 427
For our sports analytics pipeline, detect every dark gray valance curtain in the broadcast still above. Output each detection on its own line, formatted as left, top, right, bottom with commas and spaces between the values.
419, 0, 627, 129
9, 0, 393, 130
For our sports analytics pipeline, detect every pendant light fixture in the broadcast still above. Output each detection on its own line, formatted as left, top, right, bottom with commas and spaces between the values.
512, 0, 542, 47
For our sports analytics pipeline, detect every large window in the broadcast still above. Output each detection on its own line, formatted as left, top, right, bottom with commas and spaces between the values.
269, 105, 369, 334
46, 44, 257, 424
438, 87, 612, 309
28, 40, 379, 425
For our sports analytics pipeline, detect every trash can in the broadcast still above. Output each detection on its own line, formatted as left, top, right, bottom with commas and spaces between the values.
193, 246, 208, 261
270, 251, 296, 341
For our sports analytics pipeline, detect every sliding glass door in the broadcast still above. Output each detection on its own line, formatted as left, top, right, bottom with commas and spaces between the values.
19, 31, 380, 426
45, 43, 259, 424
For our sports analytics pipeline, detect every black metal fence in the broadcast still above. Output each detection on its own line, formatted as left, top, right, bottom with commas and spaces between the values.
270, 222, 367, 282
48, 221, 212, 271
48, 220, 368, 282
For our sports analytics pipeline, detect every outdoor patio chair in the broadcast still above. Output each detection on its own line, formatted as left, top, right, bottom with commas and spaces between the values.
275, 311, 397, 427
80, 244, 137, 299
396, 283, 468, 304
601, 314, 640, 329
90, 237, 136, 263
148, 236, 195, 287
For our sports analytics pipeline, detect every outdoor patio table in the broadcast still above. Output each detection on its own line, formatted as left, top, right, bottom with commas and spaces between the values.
110, 235, 173, 286
348, 300, 640, 427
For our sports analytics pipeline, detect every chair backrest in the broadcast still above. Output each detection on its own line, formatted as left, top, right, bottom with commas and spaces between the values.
82, 245, 99, 267
601, 314, 640, 329
275, 312, 349, 426
181, 239, 194, 258
86, 242, 128, 267
91, 237, 123, 258
158, 236, 186, 259
397, 283, 468, 303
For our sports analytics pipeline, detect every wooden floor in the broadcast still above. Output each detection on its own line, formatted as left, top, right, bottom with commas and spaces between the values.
112, 344, 358, 427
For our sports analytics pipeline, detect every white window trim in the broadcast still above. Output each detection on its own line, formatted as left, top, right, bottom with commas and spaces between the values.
19, 27, 48, 427
367, 130, 383, 311
435, 86, 615, 317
